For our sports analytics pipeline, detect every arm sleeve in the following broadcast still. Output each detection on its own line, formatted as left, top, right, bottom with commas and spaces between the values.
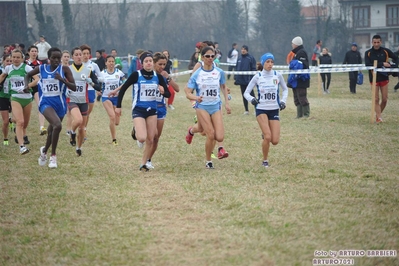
117, 71, 139, 108
244, 75, 257, 102
364, 51, 371, 66
157, 73, 170, 98
388, 49, 398, 63
90, 71, 101, 91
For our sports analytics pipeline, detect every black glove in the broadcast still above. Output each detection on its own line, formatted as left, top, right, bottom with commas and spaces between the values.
251, 98, 259, 106
279, 102, 286, 111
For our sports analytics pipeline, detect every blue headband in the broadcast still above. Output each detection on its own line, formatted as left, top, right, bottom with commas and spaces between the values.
260, 53, 274, 66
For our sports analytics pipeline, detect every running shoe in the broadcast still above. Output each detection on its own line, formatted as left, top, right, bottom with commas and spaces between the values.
131, 126, 137, 140
376, 117, 383, 124
205, 161, 214, 169
262, 160, 269, 168
3, 139, 8, 146
40, 126, 47, 135
211, 152, 217, 159
139, 164, 150, 172
38, 146, 47, 166
193, 115, 197, 124
185, 127, 194, 144
66, 130, 71, 136
146, 160, 154, 169
70, 133, 76, 146
137, 140, 144, 148
217, 147, 229, 159
112, 139, 118, 146
76, 148, 82, 156
168, 105, 175, 110
20, 146, 29, 155
23, 136, 30, 144
48, 155, 57, 169
8, 118, 14, 131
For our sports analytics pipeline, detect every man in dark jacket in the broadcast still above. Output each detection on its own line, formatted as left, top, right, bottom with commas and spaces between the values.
365, 34, 398, 123
394, 45, 399, 92
343, 43, 362, 94
290, 36, 310, 118
234, 45, 257, 115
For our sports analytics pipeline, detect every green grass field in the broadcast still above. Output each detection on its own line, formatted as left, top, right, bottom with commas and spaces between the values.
1, 73, 399, 265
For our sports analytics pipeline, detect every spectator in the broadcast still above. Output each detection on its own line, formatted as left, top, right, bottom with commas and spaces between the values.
95, 50, 105, 71
127, 49, 144, 77
111, 49, 122, 70
343, 43, 362, 94
34, 35, 51, 64
18, 43, 26, 56
226, 43, 238, 80
319, 47, 332, 94
393, 45, 399, 92
311, 40, 322, 66
188, 42, 201, 70
288, 36, 311, 118
214, 42, 222, 61
234, 45, 257, 115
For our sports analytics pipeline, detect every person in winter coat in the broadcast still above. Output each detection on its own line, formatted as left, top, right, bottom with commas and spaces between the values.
319, 47, 332, 94
343, 43, 362, 94
234, 45, 257, 115
289, 36, 310, 118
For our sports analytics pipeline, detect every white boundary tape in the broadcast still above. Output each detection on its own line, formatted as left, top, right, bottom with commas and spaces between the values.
170, 66, 398, 77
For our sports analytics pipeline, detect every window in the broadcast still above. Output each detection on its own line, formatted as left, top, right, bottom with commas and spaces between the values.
394, 32, 399, 47
353, 6, 370, 28
376, 32, 388, 46
387, 5, 399, 26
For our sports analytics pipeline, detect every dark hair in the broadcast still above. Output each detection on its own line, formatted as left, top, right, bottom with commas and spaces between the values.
140, 51, 153, 64
96, 50, 102, 55
201, 46, 215, 56
162, 50, 170, 59
80, 44, 91, 53
71, 47, 82, 56
19, 43, 25, 49
153, 52, 167, 63
316, 40, 321, 44
232, 43, 237, 47
47, 47, 62, 58
111, 49, 117, 53
27, 45, 38, 52
202, 40, 215, 48
372, 34, 381, 40
106, 55, 115, 62
2, 53, 11, 61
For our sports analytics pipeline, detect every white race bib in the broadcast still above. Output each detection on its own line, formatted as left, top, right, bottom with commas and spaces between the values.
72, 80, 86, 97
140, 83, 158, 101
42, 78, 61, 96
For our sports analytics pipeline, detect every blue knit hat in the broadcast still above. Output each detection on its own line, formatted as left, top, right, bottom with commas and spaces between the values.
260, 53, 274, 66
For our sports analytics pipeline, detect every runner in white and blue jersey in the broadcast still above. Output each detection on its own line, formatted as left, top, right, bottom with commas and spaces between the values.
99, 55, 125, 145
244, 53, 288, 168
185, 46, 231, 169
113, 51, 170, 171
144, 52, 179, 169
26, 47, 76, 168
